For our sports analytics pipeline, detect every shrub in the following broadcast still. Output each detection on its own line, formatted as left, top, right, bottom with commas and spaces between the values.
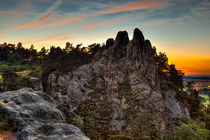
163, 121, 210, 140
179, 116, 190, 124
72, 115, 84, 129
29, 66, 42, 78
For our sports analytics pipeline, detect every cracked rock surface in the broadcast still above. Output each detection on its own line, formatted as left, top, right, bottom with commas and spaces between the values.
0, 88, 89, 140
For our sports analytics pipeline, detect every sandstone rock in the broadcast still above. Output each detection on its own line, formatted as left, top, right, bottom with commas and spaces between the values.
48, 71, 59, 87
111, 31, 129, 60
133, 28, 144, 45
105, 38, 114, 49
0, 88, 89, 140
47, 28, 189, 135
29, 77, 43, 90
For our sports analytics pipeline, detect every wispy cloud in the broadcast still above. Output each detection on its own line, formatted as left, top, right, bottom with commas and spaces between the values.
12, 0, 62, 31
43, 16, 83, 28
23, 32, 74, 45
94, 0, 167, 15
11, 0, 167, 31
55, 37, 75, 41
12, 13, 56, 31
0, 30, 9, 38
40, 0, 62, 18
84, 19, 120, 29
0, 1, 32, 16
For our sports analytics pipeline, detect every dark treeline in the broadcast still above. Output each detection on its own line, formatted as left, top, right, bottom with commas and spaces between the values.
0, 42, 103, 65
0, 42, 103, 91
0, 42, 42, 64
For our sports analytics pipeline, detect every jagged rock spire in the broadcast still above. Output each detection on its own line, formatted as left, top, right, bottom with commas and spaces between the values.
105, 38, 114, 49
114, 31, 129, 46
110, 31, 129, 60
133, 28, 145, 45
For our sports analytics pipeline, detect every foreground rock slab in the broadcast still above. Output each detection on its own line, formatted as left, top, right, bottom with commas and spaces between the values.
0, 88, 89, 140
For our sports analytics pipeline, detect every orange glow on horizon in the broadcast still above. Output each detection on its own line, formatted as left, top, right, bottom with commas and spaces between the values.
169, 57, 210, 75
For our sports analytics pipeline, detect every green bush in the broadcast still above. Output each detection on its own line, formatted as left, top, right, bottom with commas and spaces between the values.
179, 116, 190, 124
163, 121, 210, 140
72, 115, 84, 130
29, 66, 42, 78
176, 125, 198, 140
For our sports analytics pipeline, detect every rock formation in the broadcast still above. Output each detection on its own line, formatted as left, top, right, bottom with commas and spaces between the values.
0, 88, 89, 140
47, 28, 189, 137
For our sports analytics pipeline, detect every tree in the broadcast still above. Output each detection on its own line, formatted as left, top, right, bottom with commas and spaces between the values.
0, 68, 19, 91
87, 43, 101, 56
29, 44, 38, 63
155, 52, 168, 71
188, 89, 201, 117
40, 47, 47, 58
65, 42, 74, 53
168, 64, 183, 89
16, 42, 23, 49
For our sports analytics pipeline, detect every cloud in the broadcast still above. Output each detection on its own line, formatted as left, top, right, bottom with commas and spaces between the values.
94, 0, 166, 15
40, 0, 62, 17
23, 32, 74, 45
12, 13, 56, 31
0, 30, 9, 37
43, 16, 83, 27
84, 19, 120, 29
12, 0, 62, 31
54, 37, 75, 41
0, 1, 32, 16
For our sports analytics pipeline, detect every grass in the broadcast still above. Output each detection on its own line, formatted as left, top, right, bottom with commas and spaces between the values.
16, 70, 31, 77
0, 63, 31, 80
0, 70, 31, 83
199, 94, 210, 105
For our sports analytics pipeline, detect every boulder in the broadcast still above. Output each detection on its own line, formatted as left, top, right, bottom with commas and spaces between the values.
0, 88, 89, 140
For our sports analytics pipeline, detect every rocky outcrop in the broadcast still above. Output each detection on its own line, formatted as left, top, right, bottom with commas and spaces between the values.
0, 88, 89, 140
47, 28, 189, 136
29, 77, 43, 90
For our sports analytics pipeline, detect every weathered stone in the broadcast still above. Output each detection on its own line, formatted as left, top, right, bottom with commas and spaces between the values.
0, 88, 89, 140
29, 77, 43, 90
105, 38, 114, 49
48, 28, 189, 135
133, 28, 144, 45
115, 31, 129, 46
48, 71, 59, 87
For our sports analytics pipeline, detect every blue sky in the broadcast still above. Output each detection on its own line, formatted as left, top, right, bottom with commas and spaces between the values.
0, 0, 210, 74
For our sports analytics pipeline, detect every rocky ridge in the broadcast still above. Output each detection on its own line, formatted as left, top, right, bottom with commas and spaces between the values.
47, 28, 189, 135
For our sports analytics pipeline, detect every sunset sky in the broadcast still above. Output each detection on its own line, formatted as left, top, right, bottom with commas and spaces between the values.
0, 0, 209, 75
